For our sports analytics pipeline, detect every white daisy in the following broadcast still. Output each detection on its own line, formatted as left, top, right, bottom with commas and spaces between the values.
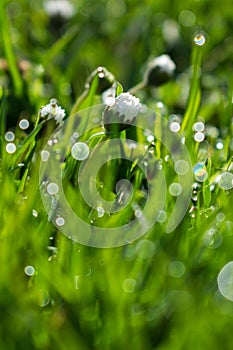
40, 99, 66, 125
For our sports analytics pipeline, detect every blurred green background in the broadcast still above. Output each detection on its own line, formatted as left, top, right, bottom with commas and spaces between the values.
1, 1, 233, 350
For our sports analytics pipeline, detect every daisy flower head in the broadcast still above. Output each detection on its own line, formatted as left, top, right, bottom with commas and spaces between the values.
103, 92, 146, 132
40, 98, 66, 125
144, 54, 176, 87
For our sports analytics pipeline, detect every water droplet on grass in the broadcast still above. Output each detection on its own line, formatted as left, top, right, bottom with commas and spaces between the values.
194, 33, 206, 46
19, 119, 29, 130
168, 261, 185, 278
218, 262, 233, 301
157, 210, 167, 223
218, 172, 233, 190
147, 135, 154, 142
174, 160, 189, 175
32, 209, 38, 217
6, 143, 16, 154
71, 142, 90, 160
97, 207, 105, 217
5, 131, 15, 142
56, 217, 65, 226
41, 150, 50, 161
216, 212, 225, 223
216, 141, 224, 150
194, 132, 205, 142
170, 122, 180, 133
193, 162, 208, 182
24, 265, 35, 276
47, 182, 59, 195
122, 278, 136, 293
136, 240, 155, 259
193, 122, 205, 132
169, 183, 182, 196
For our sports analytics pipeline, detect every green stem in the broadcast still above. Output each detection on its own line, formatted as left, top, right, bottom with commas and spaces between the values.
0, 0, 23, 97
128, 81, 146, 94
181, 43, 203, 134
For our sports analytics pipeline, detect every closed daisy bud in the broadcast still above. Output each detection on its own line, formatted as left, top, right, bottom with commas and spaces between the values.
144, 54, 176, 87
86, 66, 116, 94
103, 92, 146, 132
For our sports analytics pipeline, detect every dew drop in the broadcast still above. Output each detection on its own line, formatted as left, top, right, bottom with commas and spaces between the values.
24, 265, 35, 276
218, 172, 233, 190
193, 162, 208, 182
194, 33, 206, 46
174, 160, 189, 175
194, 132, 205, 142
157, 210, 167, 223
71, 142, 90, 161
97, 207, 105, 218
170, 121, 180, 133
216, 212, 225, 223
41, 150, 50, 161
169, 183, 182, 196
168, 261, 185, 278
136, 239, 155, 259
56, 217, 65, 226
19, 119, 30, 130
122, 278, 136, 293
32, 209, 38, 217
217, 262, 233, 301
6, 143, 16, 154
147, 135, 154, 142
193, 121, 205, 132
38, 289, 50, 307
5, 131, 15, 142
216, 141, 224, 150
47, 182, 59, 195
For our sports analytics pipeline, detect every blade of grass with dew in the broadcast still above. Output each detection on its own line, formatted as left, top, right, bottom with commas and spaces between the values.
181, 40, 204, 135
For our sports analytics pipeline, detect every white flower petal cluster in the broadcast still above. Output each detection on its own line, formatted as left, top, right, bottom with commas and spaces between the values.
40, 99, 66, 125
109, 92, 145, 122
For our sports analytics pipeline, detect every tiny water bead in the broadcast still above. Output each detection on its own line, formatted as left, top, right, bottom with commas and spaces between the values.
6, 143, 16, 154
174, 160, 189, 175
169, 183, 182, 196
47, 182, 59, 195
194, 132, 205, 142
193, 162, 208, 182
193, 121, 205, 132
216, 212, 225, 223
41, 150, 50, 162
170, 122, 180, 133
5, 131, 15, 142
122, 278, 136, 293
168, 261, 185, 278
216, 141, 224, 150
217, 262, 233, 301
56, 217, 65, 226
24, 265, 35, 276
71, 142, 90, 161
19, 119, 30, 130
218, 172, 233, 190
136, 239, 156, 259
97, 206, 105, 218
194, 33, 206, 46
147, 135, 154, 143
32, 209, 38, 217
157, 210, 167, 223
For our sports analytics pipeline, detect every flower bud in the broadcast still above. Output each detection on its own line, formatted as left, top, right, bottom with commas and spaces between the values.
144, 54, 176, 87
86, 67, 116, 94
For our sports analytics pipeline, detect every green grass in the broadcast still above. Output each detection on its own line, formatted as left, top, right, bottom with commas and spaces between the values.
1, 1, 233, 349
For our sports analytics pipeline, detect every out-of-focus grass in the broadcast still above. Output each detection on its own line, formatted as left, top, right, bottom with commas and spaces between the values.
0, 1, 233, 349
